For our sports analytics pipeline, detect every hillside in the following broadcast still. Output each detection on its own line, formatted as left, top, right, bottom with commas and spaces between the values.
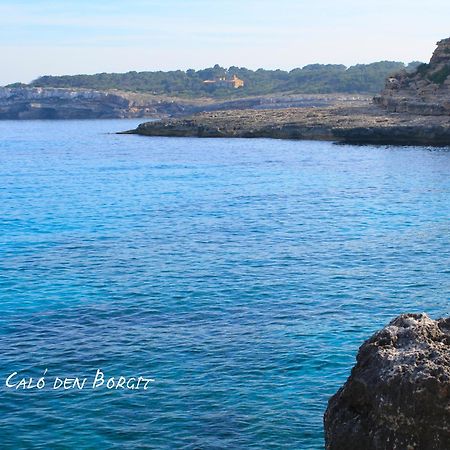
12, 62, 422, 98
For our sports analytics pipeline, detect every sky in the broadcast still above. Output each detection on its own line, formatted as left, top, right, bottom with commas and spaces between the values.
1, 0, 449, 85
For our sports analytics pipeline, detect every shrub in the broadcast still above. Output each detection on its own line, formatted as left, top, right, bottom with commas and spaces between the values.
428, 65, 450, 85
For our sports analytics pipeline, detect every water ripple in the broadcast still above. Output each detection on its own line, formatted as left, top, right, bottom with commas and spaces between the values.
1, 120, 450, 449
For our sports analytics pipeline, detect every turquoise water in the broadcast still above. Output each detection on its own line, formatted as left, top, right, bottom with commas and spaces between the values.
1, 119, 450, 449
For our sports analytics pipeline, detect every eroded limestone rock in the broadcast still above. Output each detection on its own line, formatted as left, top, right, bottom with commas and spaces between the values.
124, 105, 450, 146
375, 38, 450, 115
324, 313, 450, 450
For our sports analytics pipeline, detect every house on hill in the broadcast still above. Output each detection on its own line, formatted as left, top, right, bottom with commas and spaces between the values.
203, 74, 244, 88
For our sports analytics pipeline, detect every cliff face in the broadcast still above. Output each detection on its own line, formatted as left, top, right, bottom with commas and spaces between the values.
0, 87, 369, 120
0, 87, 193, 119
374, 38, 450, 115
324, 314, 450, 450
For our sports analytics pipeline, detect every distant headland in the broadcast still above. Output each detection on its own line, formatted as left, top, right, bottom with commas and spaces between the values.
3, 38, 450, 147
6, 61, 418, 98
0, 62, 418, 120
123, 38, 450, 146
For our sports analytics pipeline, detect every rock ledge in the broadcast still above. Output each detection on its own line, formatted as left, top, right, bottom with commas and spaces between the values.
124, 106, 450, 146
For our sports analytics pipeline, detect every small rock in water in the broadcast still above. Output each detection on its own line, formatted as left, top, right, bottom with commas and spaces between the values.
324, 313, 450, 450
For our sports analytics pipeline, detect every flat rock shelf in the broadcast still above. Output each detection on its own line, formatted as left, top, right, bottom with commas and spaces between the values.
121, 105, 450, 146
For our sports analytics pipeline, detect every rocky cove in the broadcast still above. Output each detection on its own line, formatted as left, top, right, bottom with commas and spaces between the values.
124, 38, 450, 146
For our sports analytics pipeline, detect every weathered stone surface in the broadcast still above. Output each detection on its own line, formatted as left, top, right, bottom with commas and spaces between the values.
0, 87, 198, 119
324, 313, 450, 450
122, 105, 450, 146
374, 38, 450, 115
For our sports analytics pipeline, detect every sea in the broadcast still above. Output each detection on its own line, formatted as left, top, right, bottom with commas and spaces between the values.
1, 119, 449, 449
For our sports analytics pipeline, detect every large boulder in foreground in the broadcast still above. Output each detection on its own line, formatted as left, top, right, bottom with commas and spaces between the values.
324, 313, 450, 450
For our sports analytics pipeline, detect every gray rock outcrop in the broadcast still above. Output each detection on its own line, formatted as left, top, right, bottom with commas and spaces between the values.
0, 86, 367, 120
374, 38, 450, 115
123, 105, 450, 146
324, 313, 450, 450
0, 87, 194, 119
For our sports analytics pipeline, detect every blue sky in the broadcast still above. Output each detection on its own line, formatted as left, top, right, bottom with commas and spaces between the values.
1, 0, 449, 85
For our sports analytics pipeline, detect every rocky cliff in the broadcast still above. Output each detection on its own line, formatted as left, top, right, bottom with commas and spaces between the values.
0, 87, 198, 119
374, 38, 450, 115
324, 314, 450, 449
0, 86, 366, 120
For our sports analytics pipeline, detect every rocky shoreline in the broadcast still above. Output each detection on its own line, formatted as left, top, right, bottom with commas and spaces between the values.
122, 37, 450, 147
121, 104, 450, 146
0, 87, 367, 120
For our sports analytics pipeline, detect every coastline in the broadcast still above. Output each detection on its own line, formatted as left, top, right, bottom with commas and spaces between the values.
120, 105, 450, 146
0, 87, 369, 120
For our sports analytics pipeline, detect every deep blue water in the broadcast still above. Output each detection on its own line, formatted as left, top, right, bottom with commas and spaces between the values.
1, 119, 450, 449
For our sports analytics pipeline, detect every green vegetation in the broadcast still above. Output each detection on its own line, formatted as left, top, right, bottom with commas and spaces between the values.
19, 62, 422, 98
428, 65, 450, 85
414, 62, 450, 85
5, 82, 28, 88
416, 63, 430, 76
